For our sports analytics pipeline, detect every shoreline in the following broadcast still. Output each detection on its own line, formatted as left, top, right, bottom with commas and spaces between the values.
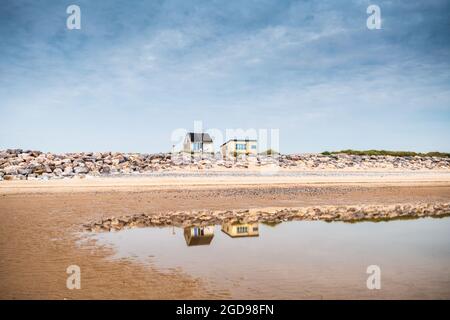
1, 170, 450, 194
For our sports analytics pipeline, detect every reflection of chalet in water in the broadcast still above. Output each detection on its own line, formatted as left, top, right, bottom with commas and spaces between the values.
221, 222, 259, 238
184, 226, 214, 246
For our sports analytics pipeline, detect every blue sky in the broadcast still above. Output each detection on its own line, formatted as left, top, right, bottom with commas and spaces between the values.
1, 0, 449, 153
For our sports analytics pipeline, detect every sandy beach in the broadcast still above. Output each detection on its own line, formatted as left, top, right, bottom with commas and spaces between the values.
2, 169, 450, 194
0, 170, 450, 299
3, 0, 450, 306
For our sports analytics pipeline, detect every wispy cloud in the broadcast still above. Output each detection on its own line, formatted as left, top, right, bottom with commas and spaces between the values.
1, 0, 449, 152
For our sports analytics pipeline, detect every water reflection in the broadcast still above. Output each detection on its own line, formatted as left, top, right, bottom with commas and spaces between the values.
183, 226, 214, 246
182, 222, 260, 246
221, 222, 259, 238
89, 218, 450, 299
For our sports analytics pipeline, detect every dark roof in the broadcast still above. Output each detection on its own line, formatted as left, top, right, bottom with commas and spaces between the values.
184, 235, 214, 246
187, 132, 213, 143
183, 228, 214, 246
220, 138, 257, 147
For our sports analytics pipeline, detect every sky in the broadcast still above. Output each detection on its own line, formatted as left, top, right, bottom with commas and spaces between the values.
1, 0, 449, 153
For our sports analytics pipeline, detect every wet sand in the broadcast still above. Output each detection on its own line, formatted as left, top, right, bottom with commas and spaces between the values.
2, 170, 450, 195
1, 172, 450, 299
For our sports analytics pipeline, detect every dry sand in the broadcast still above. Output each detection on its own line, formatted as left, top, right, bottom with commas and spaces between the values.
1, 171, 450, 299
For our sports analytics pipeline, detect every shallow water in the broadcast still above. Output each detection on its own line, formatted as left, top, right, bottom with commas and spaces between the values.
89, 218, 450, 299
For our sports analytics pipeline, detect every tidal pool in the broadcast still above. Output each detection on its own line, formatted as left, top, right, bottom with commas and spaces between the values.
88, 217, 450, 299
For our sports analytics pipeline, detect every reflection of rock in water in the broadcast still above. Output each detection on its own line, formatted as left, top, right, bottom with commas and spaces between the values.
184, 226, 214, 246
261, 220, 282, 227
221, 222, 259, 238
83, 202, 450, 233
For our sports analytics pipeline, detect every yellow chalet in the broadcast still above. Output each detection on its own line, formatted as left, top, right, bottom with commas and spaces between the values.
220, 139, 257, 158
221, 221, 259, 238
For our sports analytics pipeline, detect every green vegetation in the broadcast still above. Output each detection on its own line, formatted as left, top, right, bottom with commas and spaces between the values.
259, 149, 279, 156
321, 149, 450, 158
340, 212, 450, 224
261, 221, 282, 227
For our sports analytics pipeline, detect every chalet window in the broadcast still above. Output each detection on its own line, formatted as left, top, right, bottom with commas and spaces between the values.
237, 226, 248, 233
251, 145, 257, 149
193, 142, 203, 151
236, 143, 246, 150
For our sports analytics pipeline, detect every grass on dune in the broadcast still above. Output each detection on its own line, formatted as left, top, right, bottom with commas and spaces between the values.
321, 149, 450, 158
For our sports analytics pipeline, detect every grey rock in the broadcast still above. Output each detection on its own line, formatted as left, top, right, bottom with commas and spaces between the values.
74, 166, 89, 174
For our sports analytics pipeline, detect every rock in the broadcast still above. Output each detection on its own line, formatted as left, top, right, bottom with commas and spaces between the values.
0, 149, 449, 180
101, 165, 111, 174
63, 166, 74, 174
74, 166, 89, 174
53, 168, 63, 176
3, 166, 19, 175
17, 168, 31, 175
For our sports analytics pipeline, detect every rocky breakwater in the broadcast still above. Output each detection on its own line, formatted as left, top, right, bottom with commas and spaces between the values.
1, 149, 450, 181
0, 149, 175, 181
282, 153, 450, 170
83, 202, 450, 232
